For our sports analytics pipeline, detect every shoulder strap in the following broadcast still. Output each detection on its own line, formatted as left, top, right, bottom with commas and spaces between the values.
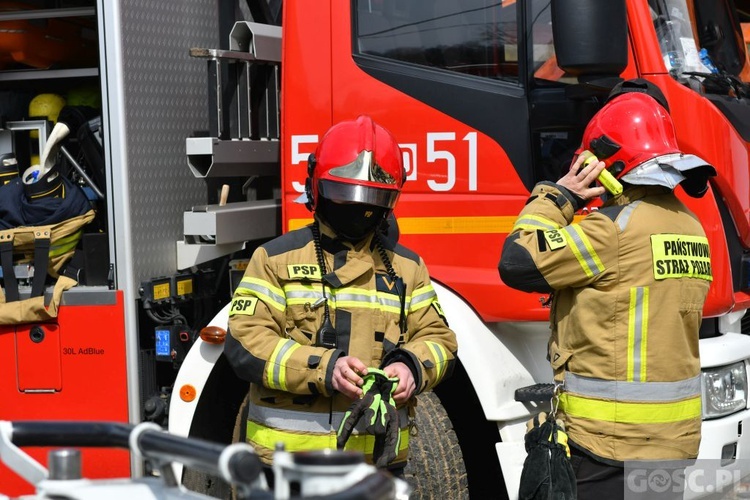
31, 230, 51, 297
0, 235, 18, 302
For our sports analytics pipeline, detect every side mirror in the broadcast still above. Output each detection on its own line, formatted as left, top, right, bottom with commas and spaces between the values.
552, 0, 628, 78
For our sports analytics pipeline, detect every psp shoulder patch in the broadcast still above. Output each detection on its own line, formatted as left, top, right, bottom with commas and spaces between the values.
543, 229, 567, 251
229, 296, 258, 316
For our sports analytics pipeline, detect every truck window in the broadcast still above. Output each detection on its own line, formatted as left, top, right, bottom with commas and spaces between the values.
354, 0, 519, 82
650, 0, 745, 80
651, 0, 703, 77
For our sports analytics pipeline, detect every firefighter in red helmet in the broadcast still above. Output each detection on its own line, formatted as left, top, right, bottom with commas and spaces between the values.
500, 89, 716, 498
225, 115, 457, 478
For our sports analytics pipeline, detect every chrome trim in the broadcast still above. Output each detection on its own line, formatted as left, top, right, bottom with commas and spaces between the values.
328, 150, 396, 184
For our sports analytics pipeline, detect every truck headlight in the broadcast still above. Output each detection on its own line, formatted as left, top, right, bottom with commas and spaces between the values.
701, 361, 748, 419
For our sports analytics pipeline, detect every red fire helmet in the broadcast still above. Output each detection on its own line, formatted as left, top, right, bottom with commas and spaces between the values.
306, 115, 405, 212
582, 92, 681, 179
581, 92, 716, 197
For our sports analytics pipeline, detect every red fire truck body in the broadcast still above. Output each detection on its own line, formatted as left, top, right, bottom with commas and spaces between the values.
3, 1, 750, 499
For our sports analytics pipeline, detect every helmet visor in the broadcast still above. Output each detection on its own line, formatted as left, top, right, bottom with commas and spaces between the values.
327, 150, 398, 185
318, 179, 400, 209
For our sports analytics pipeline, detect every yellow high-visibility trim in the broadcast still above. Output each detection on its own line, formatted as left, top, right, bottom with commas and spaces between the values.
289, 215, 587, 234
238, 276, 286, 311
512, 214, 560, 232
265, 340, 285, 389
265, 339, 299, 391
283, 283, 319, 292
333, 288, 393, 313
412, 285, 434, 296
246, 421, 410, 453
240, 276, 284, 298
277, 343, 299, 391
409, 285, 436, 312
563, 226, 605, 278
284, 284, 405, 314
283, 283, 320, 306
563, 229, 593, 278
571, 225, 605, 274
641, 288, 649, 381
425, 341, 448, 380
334, 288, 378, 298
627, 288, 636, 382
560, 393, 702, 424
627, 287, 650, 382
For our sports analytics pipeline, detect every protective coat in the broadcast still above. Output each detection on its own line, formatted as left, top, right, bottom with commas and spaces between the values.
500, 182, 711, 462
226, 220, 457, 465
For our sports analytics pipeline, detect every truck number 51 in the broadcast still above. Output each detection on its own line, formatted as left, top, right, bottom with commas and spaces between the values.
291, 131, 478, 193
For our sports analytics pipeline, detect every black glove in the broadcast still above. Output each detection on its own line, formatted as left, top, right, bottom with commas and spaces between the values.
336, 368, 400, 468
518, 412, 576, 500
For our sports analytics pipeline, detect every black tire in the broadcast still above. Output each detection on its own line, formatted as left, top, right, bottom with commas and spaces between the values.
182, 468, 231, 499
404, 391, 469, 499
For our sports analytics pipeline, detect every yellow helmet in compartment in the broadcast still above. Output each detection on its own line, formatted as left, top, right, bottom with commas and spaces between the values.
28, 93, 66, 139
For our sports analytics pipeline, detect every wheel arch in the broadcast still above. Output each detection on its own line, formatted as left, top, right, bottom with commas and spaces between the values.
432, 280, 537, 422
431, 280, 543, 500
168, 303, 249, 483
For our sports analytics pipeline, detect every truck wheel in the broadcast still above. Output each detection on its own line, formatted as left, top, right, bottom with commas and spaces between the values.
404, 391, 469, 499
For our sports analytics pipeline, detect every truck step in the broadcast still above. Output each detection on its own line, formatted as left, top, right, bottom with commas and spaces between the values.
514, 383, 555, 402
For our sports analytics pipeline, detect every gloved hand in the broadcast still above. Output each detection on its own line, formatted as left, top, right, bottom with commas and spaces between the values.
336, 368, 400, 468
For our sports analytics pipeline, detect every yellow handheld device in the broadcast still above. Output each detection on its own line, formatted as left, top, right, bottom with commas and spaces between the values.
580, 150, 623, 196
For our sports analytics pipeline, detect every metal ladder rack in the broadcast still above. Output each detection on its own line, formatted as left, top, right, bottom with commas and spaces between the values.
178, 22, 282, 269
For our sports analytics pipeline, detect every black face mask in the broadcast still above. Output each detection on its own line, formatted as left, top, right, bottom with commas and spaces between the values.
317, 197, 388, 242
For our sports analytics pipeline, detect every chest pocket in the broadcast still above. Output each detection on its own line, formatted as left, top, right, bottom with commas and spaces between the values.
280, 263, 325, 346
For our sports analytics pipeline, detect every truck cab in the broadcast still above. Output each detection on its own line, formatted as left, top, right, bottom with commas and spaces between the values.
170, 1, 750, 498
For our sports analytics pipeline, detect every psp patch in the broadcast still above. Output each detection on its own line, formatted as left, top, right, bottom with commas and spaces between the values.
543, 229, 567, 251
229, 296, 258, 316
287, 264, 321, 280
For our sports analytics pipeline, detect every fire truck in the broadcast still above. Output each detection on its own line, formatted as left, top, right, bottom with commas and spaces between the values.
3, 0, 750, 499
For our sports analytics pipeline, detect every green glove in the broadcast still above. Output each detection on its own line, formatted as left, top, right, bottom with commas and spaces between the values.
373, 369, 401, 468
336, 368, 400, 468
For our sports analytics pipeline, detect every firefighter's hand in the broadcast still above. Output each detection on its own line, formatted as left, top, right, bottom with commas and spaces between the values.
332, 356, 369, 399
557, 153, 607, 201
383, 362, 415, 404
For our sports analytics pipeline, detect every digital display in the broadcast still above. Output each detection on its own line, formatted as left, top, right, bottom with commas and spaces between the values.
155, 329, 171, 357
